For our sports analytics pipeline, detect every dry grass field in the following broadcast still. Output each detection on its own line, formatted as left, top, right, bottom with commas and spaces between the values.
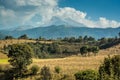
0, 39, 119, 80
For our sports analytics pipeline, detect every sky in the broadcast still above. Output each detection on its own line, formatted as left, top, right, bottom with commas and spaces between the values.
0, 0, 120, 30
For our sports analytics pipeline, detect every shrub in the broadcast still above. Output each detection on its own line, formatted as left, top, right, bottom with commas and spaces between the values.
99, 55, 120, 80
30, 65, 39, 75
74, 69, 98, 80
54, 66, 61, 74
40, 66, 52, 80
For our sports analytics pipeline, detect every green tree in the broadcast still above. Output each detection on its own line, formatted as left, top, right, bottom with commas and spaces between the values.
88, 36, 95, 41
91, 46, 99, 55
7, 44, 33, 78
18, 34, 28, 39
38, 36, 45, 41
99, 55, 120, 80
99, 37, 108, 45
5, 35, 14, 40
119, 32, 120, 38
80, 46, 88, 56
48, 43, 62, 54
83, 35, 88, 41
76, 36, 83, 42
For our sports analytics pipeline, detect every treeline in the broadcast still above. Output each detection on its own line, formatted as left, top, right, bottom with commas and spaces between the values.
4, 41, 99, 59
3, 32, 120, 58
2, 32, 120, 48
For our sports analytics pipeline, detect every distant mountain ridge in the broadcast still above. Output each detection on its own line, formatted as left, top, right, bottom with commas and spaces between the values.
0, 25, 120, 39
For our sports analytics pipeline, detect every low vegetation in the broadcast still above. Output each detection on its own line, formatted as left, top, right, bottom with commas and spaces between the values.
74, 69, 98, 80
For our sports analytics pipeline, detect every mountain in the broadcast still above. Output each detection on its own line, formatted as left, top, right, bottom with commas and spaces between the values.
0, 25, 120, 39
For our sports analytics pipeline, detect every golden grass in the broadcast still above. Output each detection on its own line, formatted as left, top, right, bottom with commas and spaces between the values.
0, 58, 8, 64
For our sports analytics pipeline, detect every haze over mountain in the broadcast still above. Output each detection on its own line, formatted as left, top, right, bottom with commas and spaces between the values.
0, 25, 119, 39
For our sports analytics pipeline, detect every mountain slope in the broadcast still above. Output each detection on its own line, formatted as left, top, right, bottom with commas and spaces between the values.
0, 25, 120, 39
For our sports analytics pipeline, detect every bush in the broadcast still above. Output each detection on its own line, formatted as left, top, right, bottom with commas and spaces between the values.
74, 69, 98, 80
54, 66, 61, 74
99, 55, 120, 80
30, 65, 39, 75
40, 66, 52, 80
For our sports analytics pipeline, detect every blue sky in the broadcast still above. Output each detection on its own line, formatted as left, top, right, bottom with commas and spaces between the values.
0, 0, 120, 30
59, 0, 120, 21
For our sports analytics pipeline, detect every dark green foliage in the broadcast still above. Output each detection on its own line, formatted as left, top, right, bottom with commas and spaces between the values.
40, 66, 52, 80
48, 43, 62, 54
80, 46, 88, 56
54, 66, 61, 74
38, 36, 46, 40
91, 46, 99, 55
30, 65, 39, 75
80, 46, 99, 56
7, 44, 33, 78
99, 55, 120, 80
118, 32, 120, 38
74, 69, 98, 80
62, 36, 95, 43
4, 36, 14, 40
18, 34, 28, 39
27, 42, 64, 58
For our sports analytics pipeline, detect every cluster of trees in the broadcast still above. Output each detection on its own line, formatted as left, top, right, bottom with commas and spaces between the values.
21, 42, 99, 58
4, 34, 29, 40
99, 37, 120, 49
80, 46, 99, 56
2, 32, 120, 50
3, 32, 120, 51
62, 35, 95, 43
26, 42, 63, 58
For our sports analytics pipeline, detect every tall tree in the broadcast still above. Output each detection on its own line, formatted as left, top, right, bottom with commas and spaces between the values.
7, 44, 33, 78
80, 46, 88, 56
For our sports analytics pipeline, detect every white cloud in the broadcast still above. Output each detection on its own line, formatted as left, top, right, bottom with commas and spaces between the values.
98, 17, 120, 28
0, 0, 120, 29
